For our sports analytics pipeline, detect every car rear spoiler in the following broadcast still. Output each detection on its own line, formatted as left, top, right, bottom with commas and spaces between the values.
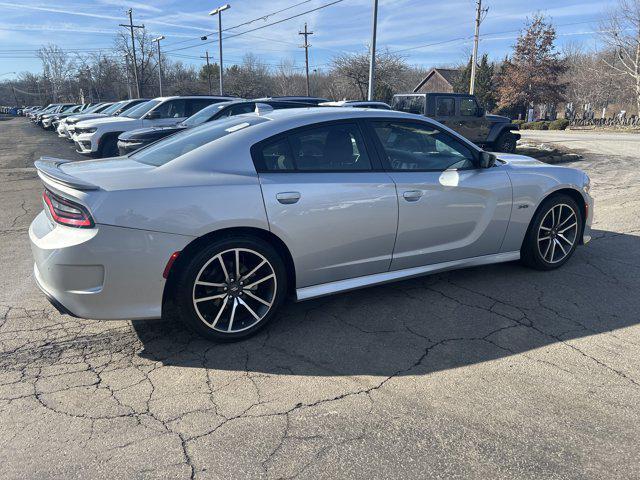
34, 157, 99, 191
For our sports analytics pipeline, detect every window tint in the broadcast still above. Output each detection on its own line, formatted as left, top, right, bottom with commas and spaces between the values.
289, 124, 371, 171
186, 98, 219, 116
459, 98, 478, 116
372, 121, 476, 171
436, 97, 455, 116
259, 138, 295, 171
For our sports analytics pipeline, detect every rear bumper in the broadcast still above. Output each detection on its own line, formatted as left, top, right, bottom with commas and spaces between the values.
30, 211, 193, 320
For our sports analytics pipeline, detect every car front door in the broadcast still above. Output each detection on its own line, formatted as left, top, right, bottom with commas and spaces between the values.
253, 121, 398, 288
142, 99, 188, 127
367, 119, 512, 271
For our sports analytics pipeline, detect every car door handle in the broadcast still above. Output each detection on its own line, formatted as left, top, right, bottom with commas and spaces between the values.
402, 190, 423, 202
276, 192, 301, 204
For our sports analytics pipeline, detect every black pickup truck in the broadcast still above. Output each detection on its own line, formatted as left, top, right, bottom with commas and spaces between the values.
391, 93, 520, 153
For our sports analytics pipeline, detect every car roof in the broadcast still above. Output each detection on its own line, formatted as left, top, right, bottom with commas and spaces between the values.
150, 95, 239, 102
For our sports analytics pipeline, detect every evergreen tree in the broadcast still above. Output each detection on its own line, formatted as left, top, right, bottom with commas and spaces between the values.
453, 54, 496, 112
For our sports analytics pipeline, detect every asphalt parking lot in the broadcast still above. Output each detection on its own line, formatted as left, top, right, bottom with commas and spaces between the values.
1, 117, 639, 479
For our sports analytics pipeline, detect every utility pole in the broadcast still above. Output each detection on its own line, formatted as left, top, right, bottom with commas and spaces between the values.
120, 9, 144, 98
123, 54, 132, 99
209, 4, 230, 95
299, 23, 313, 96
200, 51, 213, 95
153, 35, 165, 96
469, 0, 488, 95
367, 0, 378, 101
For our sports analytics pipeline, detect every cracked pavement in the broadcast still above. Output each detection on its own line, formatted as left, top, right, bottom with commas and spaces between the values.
1, 118, 639, 479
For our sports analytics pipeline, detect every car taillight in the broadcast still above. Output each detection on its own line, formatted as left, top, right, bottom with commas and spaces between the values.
42, 189, 94, 228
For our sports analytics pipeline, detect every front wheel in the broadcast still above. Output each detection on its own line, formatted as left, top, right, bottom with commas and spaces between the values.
521, 194, 582, 270
174, 236, 288, 342
494, 132, 518, 153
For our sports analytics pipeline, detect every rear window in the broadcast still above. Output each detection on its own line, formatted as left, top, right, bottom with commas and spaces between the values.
132, 116, 268, 166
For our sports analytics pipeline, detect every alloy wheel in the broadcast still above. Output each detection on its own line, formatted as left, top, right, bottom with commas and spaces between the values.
192, 248, 277, 333
537, 203, 578, 264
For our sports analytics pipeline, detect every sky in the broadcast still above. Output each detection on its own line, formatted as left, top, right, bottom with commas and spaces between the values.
0, 0, 620, 79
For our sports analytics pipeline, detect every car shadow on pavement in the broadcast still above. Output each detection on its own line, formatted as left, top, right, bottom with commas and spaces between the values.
132, 229, 639, 377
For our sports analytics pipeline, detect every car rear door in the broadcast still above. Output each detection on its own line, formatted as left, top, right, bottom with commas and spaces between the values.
366, 118, 512, 271
432, 96, 456, 132
253, 121, 398, 288
456, 97, 490, 143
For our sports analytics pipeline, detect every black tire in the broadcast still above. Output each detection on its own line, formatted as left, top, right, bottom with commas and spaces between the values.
521, 194, 582, 270
174, 235, 288, 342
494, 131, 518, 153
99, 135, 119, 158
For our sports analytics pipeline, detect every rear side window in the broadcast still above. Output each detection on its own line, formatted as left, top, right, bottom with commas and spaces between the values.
436, 97, 455, 116
254, 123, 372, 172
186, 98, 220, 116
259, 138, 295, 171
391, 96, 425, 115
459, 98, 478, 116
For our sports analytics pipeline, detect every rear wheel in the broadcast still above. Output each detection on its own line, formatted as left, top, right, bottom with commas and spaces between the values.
494, 131, 518, 153
174, 236, 287, 342
521, 194, 582, 270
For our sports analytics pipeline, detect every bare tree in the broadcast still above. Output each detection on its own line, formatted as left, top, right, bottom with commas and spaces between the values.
115, 28, 157, 97
36, 44, 76, 102
330, 49, 410, 101
600, 0, 640, 115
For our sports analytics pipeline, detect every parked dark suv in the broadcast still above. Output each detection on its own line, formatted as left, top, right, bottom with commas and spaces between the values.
391, 93, 520, 153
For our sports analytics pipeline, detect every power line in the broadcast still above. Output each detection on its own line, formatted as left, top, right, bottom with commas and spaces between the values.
164, 0, 345, 54
162, 0, 314, 49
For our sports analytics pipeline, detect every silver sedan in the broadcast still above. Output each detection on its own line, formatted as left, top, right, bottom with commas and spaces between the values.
29, 107, 593, 341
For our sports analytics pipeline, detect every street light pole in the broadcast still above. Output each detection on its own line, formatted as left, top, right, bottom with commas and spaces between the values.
209, 4, 230, 96
367, 0, 378, 101
153, 35, 165, 96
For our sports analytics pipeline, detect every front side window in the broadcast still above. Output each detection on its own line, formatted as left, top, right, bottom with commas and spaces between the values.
150, 99, 187, 118
459, 98, 478, 116
372, 121, 476, 171
436, 97, 455, 117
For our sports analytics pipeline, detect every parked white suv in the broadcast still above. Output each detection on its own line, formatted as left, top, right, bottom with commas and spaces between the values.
73, 96, 234, 157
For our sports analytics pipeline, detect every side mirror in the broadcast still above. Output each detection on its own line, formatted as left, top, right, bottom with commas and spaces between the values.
145, 110, 161, 120
477, 107, 485, 117
480, 151, 496, 168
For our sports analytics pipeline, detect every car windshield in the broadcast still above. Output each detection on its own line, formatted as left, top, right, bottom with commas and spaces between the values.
83, 103, 106, 114
132, 116, 268, 166
101, 101, 126, 115
124, 100, 159, 118
116, 101, 145, 116
181, 102, 235, 127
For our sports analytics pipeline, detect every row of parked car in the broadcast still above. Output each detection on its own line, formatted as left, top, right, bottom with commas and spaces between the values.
20, 96, 393, 158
